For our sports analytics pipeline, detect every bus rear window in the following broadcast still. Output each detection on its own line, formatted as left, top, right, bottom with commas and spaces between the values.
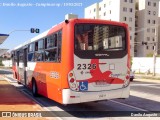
75, 24, 126, 51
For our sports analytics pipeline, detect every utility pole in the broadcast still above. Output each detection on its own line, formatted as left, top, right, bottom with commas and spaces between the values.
153, 24, 157, 76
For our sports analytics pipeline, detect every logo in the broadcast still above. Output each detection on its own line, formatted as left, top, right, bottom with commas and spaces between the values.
95, 54, 109, 57
2, 112, 11, 117
79, 81, 88, 91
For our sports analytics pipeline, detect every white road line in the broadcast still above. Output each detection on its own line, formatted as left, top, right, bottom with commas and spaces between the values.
131, 84, 160, 89
142, 85, 160, 89
131, 84, 160, 86
109, 100, 148, 112
130, 90, 160, 103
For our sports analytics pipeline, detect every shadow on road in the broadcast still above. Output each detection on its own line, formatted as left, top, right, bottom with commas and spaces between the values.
0, 69, 12, 74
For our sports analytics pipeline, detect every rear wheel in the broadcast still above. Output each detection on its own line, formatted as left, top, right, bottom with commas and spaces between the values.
130, 78, 133, 81
32, 80, 38, 97
17, 81, 21, 84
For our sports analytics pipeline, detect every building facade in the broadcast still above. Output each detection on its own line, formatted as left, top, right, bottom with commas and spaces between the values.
136, 0, 159, 57
85, 0, 160, 57
85, 0, 135, 57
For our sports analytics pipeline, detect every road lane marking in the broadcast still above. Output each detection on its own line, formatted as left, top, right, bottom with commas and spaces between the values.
130, 90, 160, 103
109, 100, 148, 111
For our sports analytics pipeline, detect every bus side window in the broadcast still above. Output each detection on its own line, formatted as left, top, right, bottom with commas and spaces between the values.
58, 30, 62, 62
45, 38, 47, 49
35, 42, 38, 51
44, 49, 57, 61
54, 34, 57, 47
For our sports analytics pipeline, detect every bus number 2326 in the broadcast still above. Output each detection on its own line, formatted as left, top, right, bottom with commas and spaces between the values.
77, 64, 96, 70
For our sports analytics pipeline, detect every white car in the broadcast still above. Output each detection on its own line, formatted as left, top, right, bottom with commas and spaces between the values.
130, 70, 135, 81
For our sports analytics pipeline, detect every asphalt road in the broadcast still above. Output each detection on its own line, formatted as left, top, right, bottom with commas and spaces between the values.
1, 69, 160, 120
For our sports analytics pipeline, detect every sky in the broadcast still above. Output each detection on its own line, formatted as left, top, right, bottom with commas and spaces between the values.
0, 0, 101, 51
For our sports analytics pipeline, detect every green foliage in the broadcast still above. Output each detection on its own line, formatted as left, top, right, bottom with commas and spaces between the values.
146, 53, 153, 57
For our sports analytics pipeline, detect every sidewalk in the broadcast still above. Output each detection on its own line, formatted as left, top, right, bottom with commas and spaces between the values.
135, 74, 160, 83
0, 75, 48, 120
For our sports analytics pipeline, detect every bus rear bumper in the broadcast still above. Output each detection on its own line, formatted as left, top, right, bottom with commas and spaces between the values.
62, 86, 130, 104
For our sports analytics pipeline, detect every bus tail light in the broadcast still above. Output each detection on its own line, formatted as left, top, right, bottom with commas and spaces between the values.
68, 71, 79, 91
69, 73, 73, 77
123, 70, 130, 88
70, 78, 75, 83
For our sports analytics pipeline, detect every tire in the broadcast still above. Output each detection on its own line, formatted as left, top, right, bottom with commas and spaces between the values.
17, 81, 21, 84
32, 80, 38, 97
130, 78, 133, 81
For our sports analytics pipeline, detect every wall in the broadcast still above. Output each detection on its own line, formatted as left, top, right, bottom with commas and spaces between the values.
2, 60, 12, 67
132, 57, 160, 74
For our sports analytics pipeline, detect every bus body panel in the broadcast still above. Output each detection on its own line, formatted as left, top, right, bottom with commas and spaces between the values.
62, 85, 130, 104
12, 19, 130, 104
71, 55, 128, 92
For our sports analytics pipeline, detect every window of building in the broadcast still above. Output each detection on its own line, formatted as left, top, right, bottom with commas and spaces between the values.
129, 17, 132, 22
152, 46, 155, 50
152, 28, 155, 33
129, 0, 133, 3
104, 12, 106, 16
123, 17, 127, 21
123, 7, 127, 12
147, 37, 150, 41
148, 10, 151, 15
153, 37, 155, 41
148, 19, 150, 24
147, 28, 150, 32
129, 27, 132, 31
153, 20, 156, 24
109, 10, 111, 14
153, 2, 156, 7
148, 2, 151, 6
94, 8, 96, 12
104, 4, 106, 8
129, 8, 133, 12
146, 46, 149, 50
124, 0, 127, 2
99, 7, 101, 11
153, 11, 156, 15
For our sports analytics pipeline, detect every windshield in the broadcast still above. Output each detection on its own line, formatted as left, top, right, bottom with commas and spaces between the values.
75, 24, 126, 51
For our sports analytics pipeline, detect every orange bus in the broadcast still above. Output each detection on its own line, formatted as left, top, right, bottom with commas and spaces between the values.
12, 19, 130, 104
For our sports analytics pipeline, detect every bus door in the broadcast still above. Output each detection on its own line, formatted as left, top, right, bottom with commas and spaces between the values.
23, 48, 28, 85
17, 51, 20, 80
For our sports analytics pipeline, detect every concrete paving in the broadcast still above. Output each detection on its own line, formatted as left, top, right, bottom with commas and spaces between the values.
0, 75, 49, 120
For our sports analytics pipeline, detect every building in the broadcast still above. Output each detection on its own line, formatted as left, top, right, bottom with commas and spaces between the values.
85, 0, 135, 57
136, 0, 159, 57
158, 1, 160, 55
1, 52, 11, 59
